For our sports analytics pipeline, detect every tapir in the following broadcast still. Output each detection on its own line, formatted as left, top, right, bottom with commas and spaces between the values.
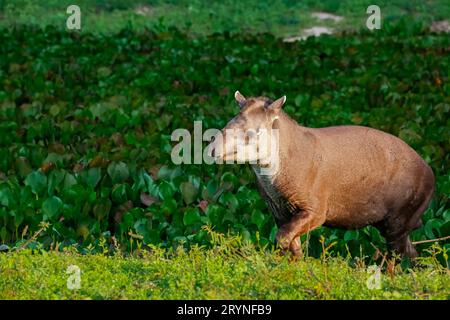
210, 91, 435, 257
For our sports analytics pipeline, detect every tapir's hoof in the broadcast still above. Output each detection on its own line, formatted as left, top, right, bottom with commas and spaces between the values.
289, 251, 303, 262
291, 248, 303, 257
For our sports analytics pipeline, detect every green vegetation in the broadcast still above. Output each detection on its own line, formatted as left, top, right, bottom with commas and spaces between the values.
0, 22, 449, 262
1, 0, 450, 37
1, 233, 449, 299
0, 0, 449, 301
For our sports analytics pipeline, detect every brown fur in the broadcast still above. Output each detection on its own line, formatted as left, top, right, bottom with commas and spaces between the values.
216, 94, 435, 258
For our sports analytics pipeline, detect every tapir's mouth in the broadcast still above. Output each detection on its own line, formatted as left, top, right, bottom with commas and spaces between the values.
221, 151, 237, 161
209, 141, 237, 161
211, 148, 236, 161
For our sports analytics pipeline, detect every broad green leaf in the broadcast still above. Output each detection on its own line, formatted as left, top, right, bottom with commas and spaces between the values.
63, 173, 77, 189
93, 199, 112, 220
48, 169, 65, 195
219, 192, 239, 212
42, 196, 63, 220
111, 184, 128, 204
83, 167, 102, 188
251, 209, 266, 229
24, 171, 47, 195
344, 230, 359, 242
183, 208, 201, 226
0, 184, 14, 207
107, 162, 129, 184
180, 181, 198, 205
158, 181, 175, 201
15, 157, 32, 177
424, 219, 442, 239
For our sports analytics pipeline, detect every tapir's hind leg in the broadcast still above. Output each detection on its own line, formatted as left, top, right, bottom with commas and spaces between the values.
389, 235, 417, 258
375, 219, 418, 258
377, 190, 433, 258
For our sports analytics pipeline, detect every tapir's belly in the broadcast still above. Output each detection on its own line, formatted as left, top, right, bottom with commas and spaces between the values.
320, 168, 417, 229
317, 171, 401, 228
323, 198, 389, 229
308, 125, 428, 229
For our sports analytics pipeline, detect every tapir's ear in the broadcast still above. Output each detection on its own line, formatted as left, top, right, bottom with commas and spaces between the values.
235, 91, 247, 108
267, 95, 286, 112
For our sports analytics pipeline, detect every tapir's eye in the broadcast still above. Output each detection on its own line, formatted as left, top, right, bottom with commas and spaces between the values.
246, 129, 256, 137
245, 129, 256, 143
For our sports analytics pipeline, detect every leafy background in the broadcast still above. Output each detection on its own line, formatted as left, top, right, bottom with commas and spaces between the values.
0, 1, 449, 262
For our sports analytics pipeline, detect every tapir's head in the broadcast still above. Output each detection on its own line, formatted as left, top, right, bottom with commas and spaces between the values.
209, 91, 286, 164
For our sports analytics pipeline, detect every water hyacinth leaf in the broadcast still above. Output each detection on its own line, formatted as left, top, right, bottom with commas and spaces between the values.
24, 171, 47, 195
143, 171, 159, 197
424, 219, 442, 239
111, 184, 128, 204
43, 153, 64, 168
158, 181, 175, 201
156, 166, 172, 180
219, 192, 239, 212
0, 227, 7, 242
15, 157, 32, 177
183, 208, 202, 226
220, 172, 238, 190
180, 181, 198, 205
107, 162, 129, 184
205, 204, 224, 226
14, 211, 24, 227
134, 218, 149, 237
344, 230, 359, 242
439, 221, 450, 237
63, 173, 77, 189
202, 179, 218, 201
93, 198, 112, 221
47, 169, 65, 195
42, 196, 63, 220
83, 167, 102, 188
159, 199, 176, 216
132, 169, 148, 193
251, 209, 266, 229
0, 184, 15, 208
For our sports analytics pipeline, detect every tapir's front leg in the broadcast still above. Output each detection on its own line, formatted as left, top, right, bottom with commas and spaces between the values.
276, 211, 326, 257
289, 236, 302, 258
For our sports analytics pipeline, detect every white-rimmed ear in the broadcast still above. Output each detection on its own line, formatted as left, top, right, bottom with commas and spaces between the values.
267, 95, 286, 112
235, 91, 247, 108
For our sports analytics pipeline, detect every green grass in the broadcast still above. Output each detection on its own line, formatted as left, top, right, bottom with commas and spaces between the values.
1, 238, 449, 300
1, 0, 450, 36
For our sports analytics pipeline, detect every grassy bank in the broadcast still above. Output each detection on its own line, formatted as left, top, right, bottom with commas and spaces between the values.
1, 0, 450, 36
0, 242, 449, 300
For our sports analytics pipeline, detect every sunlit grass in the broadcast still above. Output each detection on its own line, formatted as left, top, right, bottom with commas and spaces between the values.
1, 230, 449, 299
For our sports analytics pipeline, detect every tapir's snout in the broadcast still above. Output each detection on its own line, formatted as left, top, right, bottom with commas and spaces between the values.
208, 133, 224, 161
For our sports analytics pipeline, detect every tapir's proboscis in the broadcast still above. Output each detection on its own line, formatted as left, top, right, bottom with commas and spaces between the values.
209, 91, 435, 258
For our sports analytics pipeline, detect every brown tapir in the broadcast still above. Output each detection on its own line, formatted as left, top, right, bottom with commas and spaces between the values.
210, 91, 435, 258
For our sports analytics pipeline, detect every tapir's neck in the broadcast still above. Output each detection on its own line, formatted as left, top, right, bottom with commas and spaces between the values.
252, 111, 307, 181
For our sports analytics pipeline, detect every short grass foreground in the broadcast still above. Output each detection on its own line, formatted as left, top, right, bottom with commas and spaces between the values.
1, 245, 449, 299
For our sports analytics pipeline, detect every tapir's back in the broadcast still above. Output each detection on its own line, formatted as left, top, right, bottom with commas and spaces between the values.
300, 125, 434, 228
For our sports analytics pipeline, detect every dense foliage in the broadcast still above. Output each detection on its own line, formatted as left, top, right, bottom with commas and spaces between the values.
0, 23, 449, 259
